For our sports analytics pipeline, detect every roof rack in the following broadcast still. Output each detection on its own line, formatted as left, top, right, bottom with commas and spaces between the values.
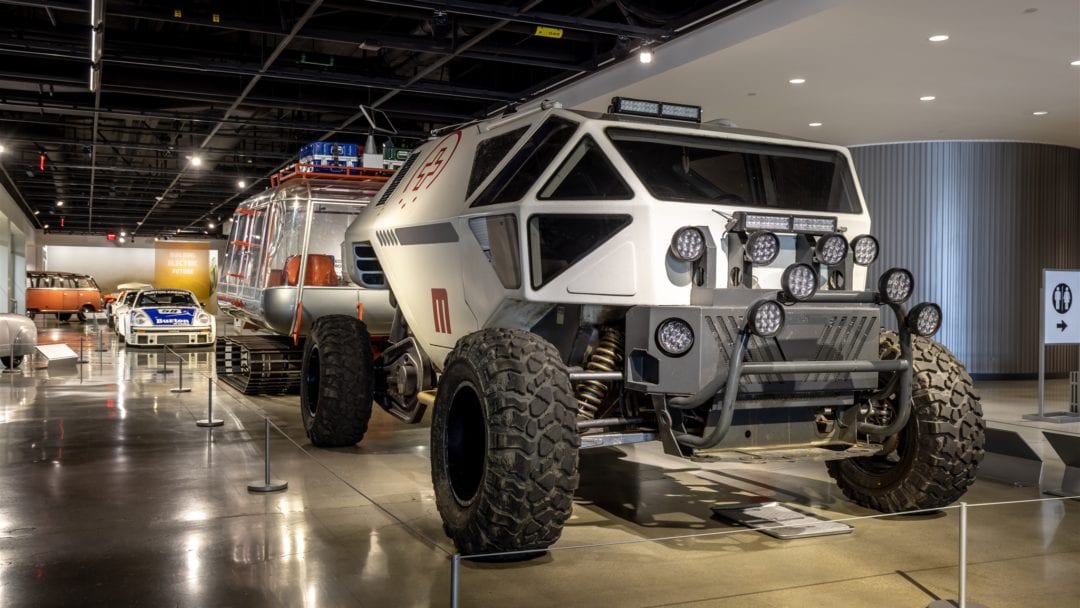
270, 163, 396, 187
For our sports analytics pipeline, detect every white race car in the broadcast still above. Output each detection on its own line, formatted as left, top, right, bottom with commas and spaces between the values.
0, 313, 37, 368
111, 290, 140, 336
123, 289, 216, 347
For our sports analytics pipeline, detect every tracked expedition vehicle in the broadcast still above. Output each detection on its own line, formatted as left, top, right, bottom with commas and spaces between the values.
302, 98, 985, 556
216, 164, 396, 394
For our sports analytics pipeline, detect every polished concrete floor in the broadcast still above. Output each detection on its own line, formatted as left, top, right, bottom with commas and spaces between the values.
1, 318, 1078, 607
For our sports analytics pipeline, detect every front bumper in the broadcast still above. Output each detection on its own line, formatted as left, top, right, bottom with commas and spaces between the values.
625, 289, 915, 450
130, 326, 215, 347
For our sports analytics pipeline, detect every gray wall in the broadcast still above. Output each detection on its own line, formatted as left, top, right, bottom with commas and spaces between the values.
851, 141, 1080, 376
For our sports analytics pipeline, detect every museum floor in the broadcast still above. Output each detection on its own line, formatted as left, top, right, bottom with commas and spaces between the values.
1, 319, 1077, 608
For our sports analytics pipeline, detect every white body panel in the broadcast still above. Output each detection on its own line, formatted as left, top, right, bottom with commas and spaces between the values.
346, 108, 873, 371
0, 313, 37, 357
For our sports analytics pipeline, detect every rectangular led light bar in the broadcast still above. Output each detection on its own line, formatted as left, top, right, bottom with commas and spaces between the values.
732, 212, 837, 234
609, 97, 702, 123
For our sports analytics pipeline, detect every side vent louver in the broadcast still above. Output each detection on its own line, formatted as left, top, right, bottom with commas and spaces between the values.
353, 242, 387, 288
375, 152, 420, 207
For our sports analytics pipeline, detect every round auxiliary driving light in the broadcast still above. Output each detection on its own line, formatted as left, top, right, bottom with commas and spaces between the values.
744, 231, 780, 265
851, 235, 879, 266
656, 318, 695, 356
782, 263, 819, 301
670, 227, 705, 262
907, 302, 942, 337
814, 233, 849, 266
748, 300, 785, 337
878, 268, 914, 304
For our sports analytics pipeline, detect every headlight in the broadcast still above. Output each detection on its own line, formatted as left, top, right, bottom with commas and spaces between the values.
744, 231, 780, 265
878, 268, 914, 304
196, 312, 212, 325
781, 263, 818, 301
133, 312, 151, 326
655, 318, 694, 356
851, 235, 879, 266
748, 300, 785, 337
907, 302, 942, 337
814, 233, 848, 266
670, 227, 705, 262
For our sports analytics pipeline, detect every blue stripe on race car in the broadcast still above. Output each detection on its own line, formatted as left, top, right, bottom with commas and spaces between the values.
142, 307, 198, 326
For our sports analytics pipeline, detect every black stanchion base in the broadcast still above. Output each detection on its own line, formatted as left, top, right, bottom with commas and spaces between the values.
248, 480, 288, 493
196, 419, 224, 427
171, 387, 193, 393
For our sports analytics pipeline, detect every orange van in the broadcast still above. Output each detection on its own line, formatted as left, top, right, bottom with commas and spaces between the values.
26, 271, 104, 322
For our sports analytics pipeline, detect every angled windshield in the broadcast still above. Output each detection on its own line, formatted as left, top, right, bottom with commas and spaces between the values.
136, 291, 197, 307
606, 128, 860, 214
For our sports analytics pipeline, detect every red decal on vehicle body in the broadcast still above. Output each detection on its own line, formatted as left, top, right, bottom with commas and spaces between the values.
432, 288, 451, 334
398, 131, 461, 208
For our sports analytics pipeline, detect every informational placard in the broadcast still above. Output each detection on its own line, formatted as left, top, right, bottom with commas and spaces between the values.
1043, 269, 1080, 345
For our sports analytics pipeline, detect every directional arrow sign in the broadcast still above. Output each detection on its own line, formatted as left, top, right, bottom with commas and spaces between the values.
1044, 270, 1080, 345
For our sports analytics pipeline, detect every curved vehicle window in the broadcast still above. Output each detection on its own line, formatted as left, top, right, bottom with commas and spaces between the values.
136, 292, 197, 307
472, 117, 578, 207
606, 128, 859, 214
75, 277, 96, 289
123, 292, 138, 306
539, 135, 632, 200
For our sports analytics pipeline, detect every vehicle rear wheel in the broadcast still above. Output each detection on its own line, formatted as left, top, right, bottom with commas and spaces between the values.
300, 315, 374, 447
826, 331, 985, 512
432, 328, 579, 558
1, 355, 23, 369
78, 305, 95, 323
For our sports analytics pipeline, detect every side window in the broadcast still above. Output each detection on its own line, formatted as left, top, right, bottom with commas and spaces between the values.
59, 277, 74, 288
467, 127, 528, 197
539, 135, 633, 200
76, 277, 94, 289
472, 117, 578, 207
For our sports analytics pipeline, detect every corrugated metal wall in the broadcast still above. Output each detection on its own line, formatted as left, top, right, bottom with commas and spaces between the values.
850, 142, 1080, 376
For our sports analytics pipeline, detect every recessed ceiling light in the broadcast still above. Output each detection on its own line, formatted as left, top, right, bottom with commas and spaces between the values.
638, 49, 653, 64
928, 34, 949, 42
1032, 111, 1049, 116
1071, 59, 1080, 67
920, 95, 936, 102
33, 210, 39, 215
189, 155, 203, 167
788, 78, 806, 85
237, 179, 247, 189
0, 144, 5, 154
808, 122, 823, 127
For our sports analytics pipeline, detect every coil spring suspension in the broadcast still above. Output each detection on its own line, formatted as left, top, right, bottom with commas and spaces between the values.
575, 327, 624, 419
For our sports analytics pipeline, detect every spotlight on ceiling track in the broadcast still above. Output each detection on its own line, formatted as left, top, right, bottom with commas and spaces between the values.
0, 143, 5, 154
237, 179, 246, 189
189, 155, 203, 167
639, 48, 653, 64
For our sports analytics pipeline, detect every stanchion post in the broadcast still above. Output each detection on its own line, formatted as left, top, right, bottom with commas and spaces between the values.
450, 554, 461, 608
77, 335, 88, 364
927, 502, 987, 608
170, 350, 192, 393
196, 377, 224, 427
247, 418, 287, 492
156, 347, 174, 375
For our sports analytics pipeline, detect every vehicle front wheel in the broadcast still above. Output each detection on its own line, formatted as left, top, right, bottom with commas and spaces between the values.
827, 331, 985, 512
300, 315, 374, 447
432, 328, 580, 557
1, 355, 23, 369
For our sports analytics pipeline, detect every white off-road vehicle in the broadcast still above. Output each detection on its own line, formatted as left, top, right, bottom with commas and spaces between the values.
302, 98, 985, 556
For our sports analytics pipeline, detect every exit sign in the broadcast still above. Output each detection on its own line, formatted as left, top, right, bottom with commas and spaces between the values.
106, 232, 117, 241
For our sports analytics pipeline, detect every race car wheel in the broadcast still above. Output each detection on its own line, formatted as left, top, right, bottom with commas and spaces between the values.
301, 315, 374, 447
1, 356, 23, 369
432, 328, 579, 558
827, 331, 985, 512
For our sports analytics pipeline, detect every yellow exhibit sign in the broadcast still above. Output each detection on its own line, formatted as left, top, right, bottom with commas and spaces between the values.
534, 26, 563, 39
154, 241, 211, 301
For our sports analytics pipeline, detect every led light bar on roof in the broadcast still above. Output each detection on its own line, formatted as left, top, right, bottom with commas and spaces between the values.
732, 212, 838, 235
609, 97, 702, 123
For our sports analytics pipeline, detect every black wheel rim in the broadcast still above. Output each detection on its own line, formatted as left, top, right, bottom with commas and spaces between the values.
850, 425, 917, 478
446, 381, 486, 506
304, 345, 321, 416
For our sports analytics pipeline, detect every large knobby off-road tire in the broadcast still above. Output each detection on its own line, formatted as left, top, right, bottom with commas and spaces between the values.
827, 331, 985, 512
432, 328, 580, 557
301, 315, 374, 447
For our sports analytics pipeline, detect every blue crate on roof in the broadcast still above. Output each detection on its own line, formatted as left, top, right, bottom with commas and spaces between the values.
298, 142, 360, 173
